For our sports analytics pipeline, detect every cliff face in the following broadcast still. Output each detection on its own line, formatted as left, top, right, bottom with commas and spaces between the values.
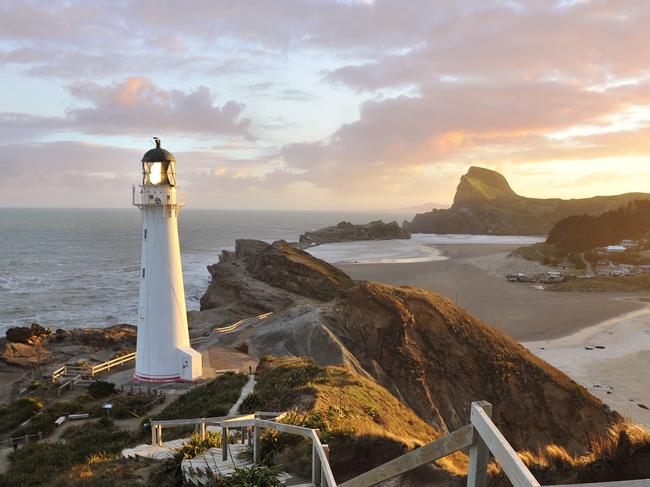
194, 238, 621, 454
330, 282, 617, 451
404, 166, 650, 235
199, 239, 355, 316
299, 220, 410, 246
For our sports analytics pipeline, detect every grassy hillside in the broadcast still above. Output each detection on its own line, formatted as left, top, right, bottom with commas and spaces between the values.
243, 356, 466, 483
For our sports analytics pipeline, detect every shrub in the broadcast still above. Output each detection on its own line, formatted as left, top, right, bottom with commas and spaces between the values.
0, 397, 43, 434
211, 464, 283, 487
239, 392, 264, 413
152, 372, 247, 421
88, 380, 117, 399
149, 453, 185, 487
178, 432, 222, 459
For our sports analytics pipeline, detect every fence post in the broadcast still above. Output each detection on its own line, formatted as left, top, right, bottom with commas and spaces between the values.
467, 401, 492, 487
200, 420, 206, 441
157, 425, 163, 446
320, 444, 330, 487
312, 430, 322, 486
222, 426, 228, 461
253, 416, 260, 464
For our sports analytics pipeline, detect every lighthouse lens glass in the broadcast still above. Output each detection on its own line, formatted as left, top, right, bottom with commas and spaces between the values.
149, 163, 163, 184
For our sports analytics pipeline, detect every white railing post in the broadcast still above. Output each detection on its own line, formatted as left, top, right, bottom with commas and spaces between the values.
467, 401, 492, 487
470, 403, 540, 487
253, 416, 261, 464
312, 429, 322, 485
321, 444, 330, 487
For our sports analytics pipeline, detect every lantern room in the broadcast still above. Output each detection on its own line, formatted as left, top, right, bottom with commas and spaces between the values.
142, 137, 176, 186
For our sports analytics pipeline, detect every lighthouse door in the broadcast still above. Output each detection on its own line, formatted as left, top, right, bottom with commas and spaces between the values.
177, 346, 202, 381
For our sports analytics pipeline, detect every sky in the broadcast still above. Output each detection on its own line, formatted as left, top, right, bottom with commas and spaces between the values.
1, 0, 650, 210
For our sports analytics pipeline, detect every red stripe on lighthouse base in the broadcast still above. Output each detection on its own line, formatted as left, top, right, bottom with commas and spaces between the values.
132, 372, 182, 383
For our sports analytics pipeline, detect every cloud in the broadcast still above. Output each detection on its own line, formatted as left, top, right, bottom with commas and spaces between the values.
0, 78, 252, 140
67, 78, 252, 138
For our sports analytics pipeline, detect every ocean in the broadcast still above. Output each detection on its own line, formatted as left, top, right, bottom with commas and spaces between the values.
0, 208, 409, 334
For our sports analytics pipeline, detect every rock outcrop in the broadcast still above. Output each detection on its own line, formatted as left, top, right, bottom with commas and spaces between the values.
199, 239, 354, 318
193, 238, 621, 454
299, 220, 410, 246
404, 166, 650, 235
0, 324, 136, 403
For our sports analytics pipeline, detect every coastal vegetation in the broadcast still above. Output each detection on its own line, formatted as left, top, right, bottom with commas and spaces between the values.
492, 422, 650, 485
547, 200, 650, 252
240, 356, 464, 482
550, 273, 650, 292
513, 242, 586, 269
150, 372, 247, 421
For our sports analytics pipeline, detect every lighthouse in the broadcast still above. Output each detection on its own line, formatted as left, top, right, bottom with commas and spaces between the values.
132, 138, 202, 383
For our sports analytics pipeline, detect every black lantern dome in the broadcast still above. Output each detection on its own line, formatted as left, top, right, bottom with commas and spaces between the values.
142, 137, 177, 186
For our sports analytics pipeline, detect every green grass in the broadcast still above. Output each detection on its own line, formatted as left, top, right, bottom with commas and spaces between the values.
151, 372, 248, 421
0, 418, 137, 487
246, 356, 464, 481
0, 397, 43, 435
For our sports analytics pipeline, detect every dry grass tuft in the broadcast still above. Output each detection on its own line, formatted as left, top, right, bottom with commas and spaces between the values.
489, 421, 650, 485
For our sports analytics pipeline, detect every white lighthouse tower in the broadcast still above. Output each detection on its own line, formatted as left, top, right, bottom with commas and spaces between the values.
132, 138, 202, 383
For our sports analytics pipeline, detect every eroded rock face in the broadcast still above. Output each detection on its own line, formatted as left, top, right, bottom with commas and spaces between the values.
6, 323, 50, 344
329, 282, 619, 452
299, 220, 410, 246
199, 239, 355, 316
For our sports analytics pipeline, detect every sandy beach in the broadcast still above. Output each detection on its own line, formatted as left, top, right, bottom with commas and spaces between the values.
336, 243, 645, 341
323, 238, 650, 426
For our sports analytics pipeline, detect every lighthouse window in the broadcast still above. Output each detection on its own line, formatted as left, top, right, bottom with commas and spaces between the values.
143, 229, 147, 240
142, 268, 145, 278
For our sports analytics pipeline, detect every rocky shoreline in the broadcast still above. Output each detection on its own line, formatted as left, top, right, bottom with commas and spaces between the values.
297, 220, 410, 248
0, 323, 135, 403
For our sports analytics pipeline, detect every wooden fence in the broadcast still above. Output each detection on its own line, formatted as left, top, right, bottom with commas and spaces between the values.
192, 312, 274, 345
147, 402, 650, 487
51, 352, 136, 382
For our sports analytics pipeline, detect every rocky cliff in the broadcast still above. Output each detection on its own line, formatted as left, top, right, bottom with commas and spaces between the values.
404, 166, 650, 235
299, 220, 410, 246
193, 238, 620, 454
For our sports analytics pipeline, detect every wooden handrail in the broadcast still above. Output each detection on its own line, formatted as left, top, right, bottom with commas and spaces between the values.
141, 402, 650, 487
338, 424, 474, 487
90, 352, 136, 376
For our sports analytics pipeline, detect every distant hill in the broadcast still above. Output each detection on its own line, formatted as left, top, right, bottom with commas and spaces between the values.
404, 166, 650, 235
547, 200, 650, 252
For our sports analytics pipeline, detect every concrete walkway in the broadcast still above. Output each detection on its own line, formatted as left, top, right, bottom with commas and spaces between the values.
228, 374, 256, 416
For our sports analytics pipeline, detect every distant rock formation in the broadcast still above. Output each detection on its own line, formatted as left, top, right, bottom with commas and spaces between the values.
192, 238, 619, 453
299, 220, 410, 247
404, 166, 650, 235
